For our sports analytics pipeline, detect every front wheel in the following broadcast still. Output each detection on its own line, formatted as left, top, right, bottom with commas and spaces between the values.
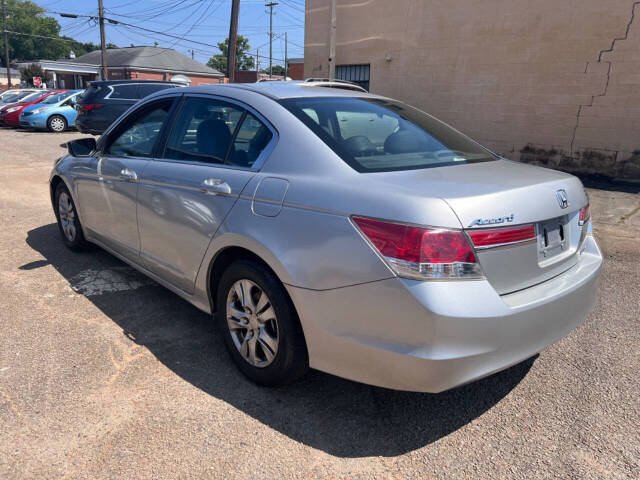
47, 115, 67, 133
216, 260, 309, 386
54, 183, 87, 251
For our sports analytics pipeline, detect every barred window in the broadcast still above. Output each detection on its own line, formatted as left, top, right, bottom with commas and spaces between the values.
336, 64, 370, 91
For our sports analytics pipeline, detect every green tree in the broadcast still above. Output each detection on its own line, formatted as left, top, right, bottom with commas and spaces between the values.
19, 62, 51, 85
0, 0, 68, 65
260, 65, 286, 76
207, 35, 255, 74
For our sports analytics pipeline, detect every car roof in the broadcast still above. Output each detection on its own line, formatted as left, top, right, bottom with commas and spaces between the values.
88, 80, 183, 87
173, 81, 377, 100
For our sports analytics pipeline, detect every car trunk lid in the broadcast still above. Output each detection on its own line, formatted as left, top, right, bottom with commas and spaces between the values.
370, 160, 589, 294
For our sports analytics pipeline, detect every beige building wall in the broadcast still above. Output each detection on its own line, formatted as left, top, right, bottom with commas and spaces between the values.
304, 0, 640, 179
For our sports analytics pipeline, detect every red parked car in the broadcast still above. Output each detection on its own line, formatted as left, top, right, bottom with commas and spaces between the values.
0, 90, 68, 127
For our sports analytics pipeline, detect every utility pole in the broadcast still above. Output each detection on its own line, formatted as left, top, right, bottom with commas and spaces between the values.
227, 0, 240, 83
284, 31, 288, 79
266, 1, 277, 78
97, 0, 108, 80
328, 0, 336, 80
2, 0, 10, 88
255, 48, 260, 77
190, 49, 194, 59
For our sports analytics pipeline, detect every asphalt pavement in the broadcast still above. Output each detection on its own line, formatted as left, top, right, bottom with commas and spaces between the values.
0, 128, 638, 479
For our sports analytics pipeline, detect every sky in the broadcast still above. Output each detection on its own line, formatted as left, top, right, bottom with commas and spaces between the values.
32, 0, 305, 68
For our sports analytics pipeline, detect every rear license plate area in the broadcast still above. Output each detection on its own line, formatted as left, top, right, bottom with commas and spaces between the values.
537, 216, 568, 261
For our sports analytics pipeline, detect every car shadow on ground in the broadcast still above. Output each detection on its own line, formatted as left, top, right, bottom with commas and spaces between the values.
577, 174, 640, 194
23, 223, 535, 458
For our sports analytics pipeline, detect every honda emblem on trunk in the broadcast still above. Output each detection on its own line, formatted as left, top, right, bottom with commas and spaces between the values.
556, 189, 569, 209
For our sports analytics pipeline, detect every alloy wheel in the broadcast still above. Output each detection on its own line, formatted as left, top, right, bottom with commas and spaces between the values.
58, 192, 77, 242
226, 279, 279, 368
50, 117, 65, 132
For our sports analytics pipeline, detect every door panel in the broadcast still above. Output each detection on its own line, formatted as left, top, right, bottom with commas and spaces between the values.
135, 95, 276, 294
90, 155, 149, 258
74, 97, 176, 260
137, 162, 254, 293
72, 155, 148, 260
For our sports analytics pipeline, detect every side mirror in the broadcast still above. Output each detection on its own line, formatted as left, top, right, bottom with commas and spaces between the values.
63, 137, 97, 157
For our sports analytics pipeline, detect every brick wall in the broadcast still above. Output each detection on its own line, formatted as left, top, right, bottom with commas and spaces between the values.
108, 69, 223, 85
130, 70, 223, 85
287, 62, 304, 80
305, 0, 640, 179
234, 70, 258, 83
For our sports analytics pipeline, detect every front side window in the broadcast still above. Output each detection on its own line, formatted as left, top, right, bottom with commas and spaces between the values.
41, 91, 74, 104
1, 93, 20, 103
20, 92, 47, 103
106, 101, 172, 157
280, 97, 498, 173
163, 97, 272, 168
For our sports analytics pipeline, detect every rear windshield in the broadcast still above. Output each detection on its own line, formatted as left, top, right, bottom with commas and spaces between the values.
78, 85, 102, 102
280, 97, 498, 172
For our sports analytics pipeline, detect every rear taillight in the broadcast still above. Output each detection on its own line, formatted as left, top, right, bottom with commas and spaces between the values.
78, 103, 104, 113
579, 204, 590, 226
352, 216, 483, 280
467, 224, 536, 248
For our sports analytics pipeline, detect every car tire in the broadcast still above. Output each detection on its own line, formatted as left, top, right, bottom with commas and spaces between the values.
54, 182, 86, 251
47, 115, 67, 133
216, 259, 309, 386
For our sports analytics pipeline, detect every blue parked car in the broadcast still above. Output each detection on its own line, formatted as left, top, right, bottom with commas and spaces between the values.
19, 90, 84, 132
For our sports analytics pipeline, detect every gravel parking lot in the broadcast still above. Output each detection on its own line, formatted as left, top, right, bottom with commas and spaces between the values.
0, 127, 638, 479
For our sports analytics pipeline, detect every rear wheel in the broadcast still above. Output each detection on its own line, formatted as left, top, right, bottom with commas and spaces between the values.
54, 183, 86, 251
216, 259, 308, 386
48, 115, 67, 133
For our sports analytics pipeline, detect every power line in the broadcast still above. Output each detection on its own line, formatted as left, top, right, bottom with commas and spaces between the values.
16, 4, 296, 69
4, 30, 77, 42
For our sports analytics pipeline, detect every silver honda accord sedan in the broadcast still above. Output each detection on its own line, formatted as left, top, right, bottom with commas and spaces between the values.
49, 82, 602, 392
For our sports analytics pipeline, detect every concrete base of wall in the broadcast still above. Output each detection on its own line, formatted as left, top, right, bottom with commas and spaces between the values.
511, 144, 640, 181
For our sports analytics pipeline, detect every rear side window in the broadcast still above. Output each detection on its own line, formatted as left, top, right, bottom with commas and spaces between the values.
162, 96, 272, 168
109, 84, 138, 100
280, 97, 498, 173
230, 112, 273, 167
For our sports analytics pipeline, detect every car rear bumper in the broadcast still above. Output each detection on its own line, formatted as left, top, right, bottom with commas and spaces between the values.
288, 234, 602, 393
75, 115, 104, 135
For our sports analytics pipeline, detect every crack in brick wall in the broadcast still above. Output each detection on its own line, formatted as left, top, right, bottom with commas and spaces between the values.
570, 1, 640, 154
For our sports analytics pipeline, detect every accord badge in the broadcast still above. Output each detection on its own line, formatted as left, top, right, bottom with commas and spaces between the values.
468, 214, 514, 228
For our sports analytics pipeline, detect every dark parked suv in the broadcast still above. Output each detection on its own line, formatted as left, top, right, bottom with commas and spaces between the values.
75, 80, 184, 135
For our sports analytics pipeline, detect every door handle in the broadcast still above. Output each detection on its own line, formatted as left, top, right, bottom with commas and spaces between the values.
119, 168, 138, 182
200, 178, 231, 195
